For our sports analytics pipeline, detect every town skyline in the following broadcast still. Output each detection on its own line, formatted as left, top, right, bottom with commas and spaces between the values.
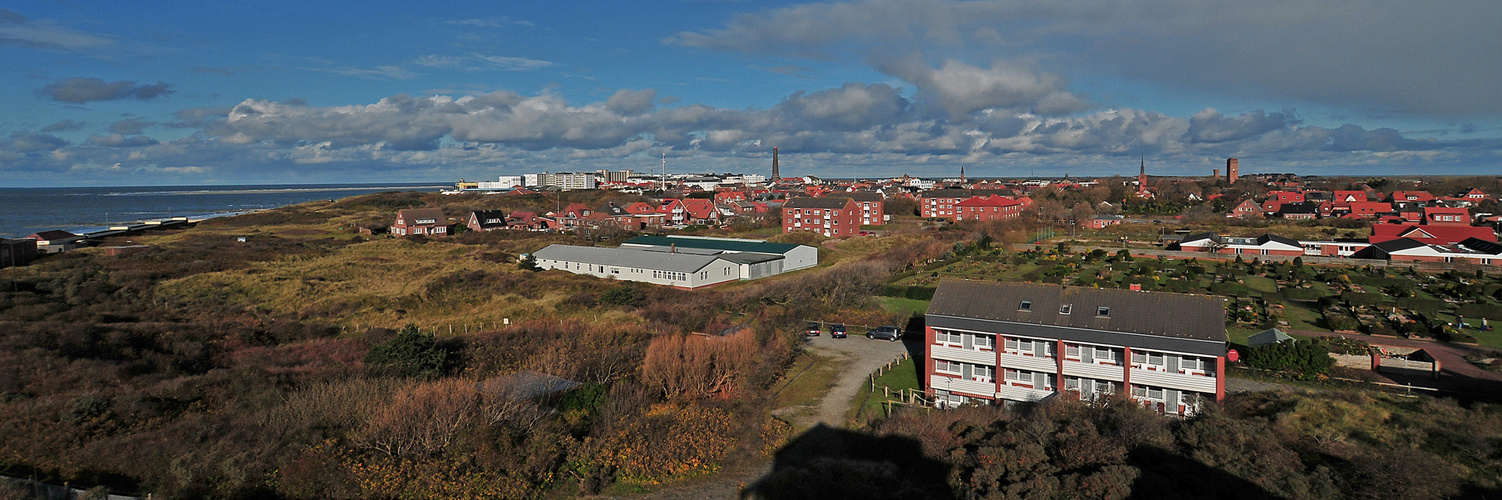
3, 0, 1501, 187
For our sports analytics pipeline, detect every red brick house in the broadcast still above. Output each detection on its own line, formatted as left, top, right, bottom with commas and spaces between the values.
955, 195, 1024, 221
467, 210, 508, 232
1389, 191, 1435, 203
1370, 223, 1496, 245
392, 208, 448, 237
918, 189, 1010, 221
847, 191, 885, 226
1347, 201, 1393, 219
680, 199, 719, 225
714, 191, 747, 205
782, 197, 860, 238
1227, 199, 1261, 219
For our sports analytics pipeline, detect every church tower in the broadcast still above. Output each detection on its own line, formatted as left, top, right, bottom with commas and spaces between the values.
772, 147, 780, 181
1137, 157, 1148, 196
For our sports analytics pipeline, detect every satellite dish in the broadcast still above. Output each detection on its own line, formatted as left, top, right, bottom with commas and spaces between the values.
1227, 349, 1240, 362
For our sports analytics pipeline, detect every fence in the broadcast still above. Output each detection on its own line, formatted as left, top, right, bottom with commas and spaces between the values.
857, 352, 932, 418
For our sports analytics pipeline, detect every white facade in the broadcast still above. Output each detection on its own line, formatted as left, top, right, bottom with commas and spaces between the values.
478, 176, 524, 190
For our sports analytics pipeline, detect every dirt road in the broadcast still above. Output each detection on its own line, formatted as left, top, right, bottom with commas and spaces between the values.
796, 334, 917, 428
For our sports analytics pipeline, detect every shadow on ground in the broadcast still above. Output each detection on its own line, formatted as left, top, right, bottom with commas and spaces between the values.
742, 424, 952, 500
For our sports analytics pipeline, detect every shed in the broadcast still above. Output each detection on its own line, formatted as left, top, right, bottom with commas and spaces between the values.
1247, 328, 1294, 347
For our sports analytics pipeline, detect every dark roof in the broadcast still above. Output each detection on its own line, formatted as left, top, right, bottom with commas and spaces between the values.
28, 230, 81, 241
1370, 238, 1428, 253
846, 191, 884, 202
1258, 233, 1303, 248
1279, 202, 1320, 214
1179, 232, 1220, 244
1460, 237, 1502, 255
397, 208, 446, 225
470, 210, 507, 228
624, 235, 800, 254
927, 280, 1225, 342
601, 204, 631, 216
919, 188, 1010, 199
782, 197, 854, 209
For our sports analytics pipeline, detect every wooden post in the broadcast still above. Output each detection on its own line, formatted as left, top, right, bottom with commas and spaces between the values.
884, 386, 889, 397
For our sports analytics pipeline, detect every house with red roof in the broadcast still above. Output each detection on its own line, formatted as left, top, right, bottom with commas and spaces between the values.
1227, 199, 1262, 219
1424, 206, 1471, 226
1370, 223, 1495, 245
1346, 201, 1393, 219
680, 198, 719, 225
1261, 191, 1305, 214
1389, 191, 1435, 203
392, 208, 449, 237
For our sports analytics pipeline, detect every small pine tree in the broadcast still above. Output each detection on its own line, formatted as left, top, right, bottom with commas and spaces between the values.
519, 253, 541, 271
365, 324, 449, 379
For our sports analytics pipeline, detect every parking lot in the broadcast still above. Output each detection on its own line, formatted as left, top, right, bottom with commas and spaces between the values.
798, 325, 922, 427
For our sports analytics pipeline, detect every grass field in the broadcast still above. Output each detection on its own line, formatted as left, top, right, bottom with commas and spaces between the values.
878, 297, 931, 319
847, 357, 921, 422
773, 351, 844, 428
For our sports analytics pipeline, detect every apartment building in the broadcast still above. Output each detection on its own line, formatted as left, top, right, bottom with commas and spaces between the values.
924, 281, 1226, 415
781, 197, 860, 238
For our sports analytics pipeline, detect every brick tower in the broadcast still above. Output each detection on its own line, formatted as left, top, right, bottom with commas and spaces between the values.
1226, 158, 1239, 184
772, 147, 780, 181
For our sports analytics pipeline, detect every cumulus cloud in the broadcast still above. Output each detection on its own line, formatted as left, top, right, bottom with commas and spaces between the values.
605, 89, 656, 116
108, 118, 154, 135
1187, 109, 1293, 143
879, 58, 1089, 118
672, 0, 1502, 118
41, 119, 86, 132
6, 131, 68, 151
86, 133, 159, 147
40, 77, 173, 103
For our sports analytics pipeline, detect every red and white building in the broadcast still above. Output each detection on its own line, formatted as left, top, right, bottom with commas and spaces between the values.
1177, 233, 1305, 257
847, 191, 886, 226
924, 281, 1226, 415
1368, 238, 1502, 266
392, 208, 448, 237
1227, 199, 1262, 219
466, 210, 507, 232
781, 197, 861, 238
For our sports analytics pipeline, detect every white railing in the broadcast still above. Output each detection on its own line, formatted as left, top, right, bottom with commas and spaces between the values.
931, 345, 996, 365
931, 375, 997, 399
1062, 360, 1124, 381
1000, 352, 1057, 373
1130, 369, 1217, 393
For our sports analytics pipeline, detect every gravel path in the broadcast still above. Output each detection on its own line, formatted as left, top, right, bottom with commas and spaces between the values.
796, 334, 917, 428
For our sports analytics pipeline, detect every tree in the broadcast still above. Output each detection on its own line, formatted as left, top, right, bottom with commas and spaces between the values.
1246, 340, 1334, 378
365, 324, 450, 379
519, 253, 541, 272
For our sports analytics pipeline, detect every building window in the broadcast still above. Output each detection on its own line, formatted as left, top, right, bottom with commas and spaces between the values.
1096, 306, 1110, 317
1065, 377, 1081, 391
974, 334, 993, 350
1066, 344, 1080, 358
972, 365, 993, 381
1005, 338, 1018, 351
1181, 356, 1203, 372
935, 359, 961, 375
1094, 347, 1115, 363
1059, 304, 1072, 315
1019, 300, 1031, 311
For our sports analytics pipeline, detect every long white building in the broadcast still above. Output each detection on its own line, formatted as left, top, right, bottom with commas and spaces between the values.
532, 236, 817, 289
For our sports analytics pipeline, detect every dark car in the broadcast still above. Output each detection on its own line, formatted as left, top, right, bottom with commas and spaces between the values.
830, 324, 847, 339
866, 325, 902, 341
805, 322, 821, 336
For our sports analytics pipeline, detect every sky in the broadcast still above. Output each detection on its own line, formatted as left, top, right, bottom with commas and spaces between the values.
2, 0, 1501, 187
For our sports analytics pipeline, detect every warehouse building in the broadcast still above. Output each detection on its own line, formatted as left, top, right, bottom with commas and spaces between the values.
532, 236, 817, 289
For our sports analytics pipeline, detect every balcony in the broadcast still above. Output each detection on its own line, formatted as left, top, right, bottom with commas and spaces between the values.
1000, 352, 1057, 373
997, 384, 1054, 402
1129, 368, 1216, 393
930, 375, 996, 399
932, 345, 996, 365
1062, 359, 1124, 382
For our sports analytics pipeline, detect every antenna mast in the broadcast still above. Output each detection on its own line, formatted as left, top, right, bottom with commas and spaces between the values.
660, 151, 667, 191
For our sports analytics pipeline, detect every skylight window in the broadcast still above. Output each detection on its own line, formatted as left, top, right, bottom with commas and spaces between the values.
1019, 301, 1032, 311
1097, 306, 1111, 317
1059, 304, 1072, 315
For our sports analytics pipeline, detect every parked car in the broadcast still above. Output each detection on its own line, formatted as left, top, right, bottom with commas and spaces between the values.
866, 325, 902, 341
805, 322, 821, 336
830, 324, 847, 339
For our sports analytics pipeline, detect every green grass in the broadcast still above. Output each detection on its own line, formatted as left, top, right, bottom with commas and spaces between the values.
1244, 276, 1279, 295
879, 297, 931, 319
1284, 301, 1326, 331
847, 357, 921, 422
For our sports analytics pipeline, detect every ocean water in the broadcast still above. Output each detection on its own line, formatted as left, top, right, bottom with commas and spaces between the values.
0, 183, 451, 238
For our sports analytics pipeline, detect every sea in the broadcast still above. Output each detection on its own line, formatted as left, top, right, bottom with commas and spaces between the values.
0, 183, 452, 238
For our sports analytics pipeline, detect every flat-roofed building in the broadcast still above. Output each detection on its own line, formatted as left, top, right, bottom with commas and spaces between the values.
534, 235, 817, 289
924, 281, 1226, 416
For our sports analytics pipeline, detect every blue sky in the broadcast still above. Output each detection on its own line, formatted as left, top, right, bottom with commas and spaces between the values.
2, 0, 1500, 186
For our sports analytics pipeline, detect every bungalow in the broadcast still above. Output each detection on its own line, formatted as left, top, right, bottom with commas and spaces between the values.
26, 230, 85, 254
1085, 214, 1124, 229
1370, 223, 1496, 245
1346, 201, 1393, 219
1424, 206, 1471, 226
467, 210, 508, 232
1178, 233, 1305, 257
392, 208, 449, 237
1, 238, 38, 266
1367, 237, 1502, 265
1277, 202, 1320, 221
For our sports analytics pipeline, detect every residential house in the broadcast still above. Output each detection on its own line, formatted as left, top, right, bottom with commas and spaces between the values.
1277, 202, 1320, 221
392, 208, 449, 237
680, 199, 719, 225
714, 191, 747, 205
924, 281, 1226, 414
1227, 199, 1262, 219
1261, 191, 1305, 214
1370, 223, 1496, 246
1085, 215, 1124, 229
1424, 206, 1471, 225
1346, 201, 1393, 219
1367, 237, 1502, 266
782, 197, 861, 238
466, 210, 508, 232
1389, 191, 1435, 204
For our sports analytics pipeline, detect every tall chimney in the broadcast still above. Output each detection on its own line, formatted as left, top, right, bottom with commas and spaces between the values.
772, 147, 780, 181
